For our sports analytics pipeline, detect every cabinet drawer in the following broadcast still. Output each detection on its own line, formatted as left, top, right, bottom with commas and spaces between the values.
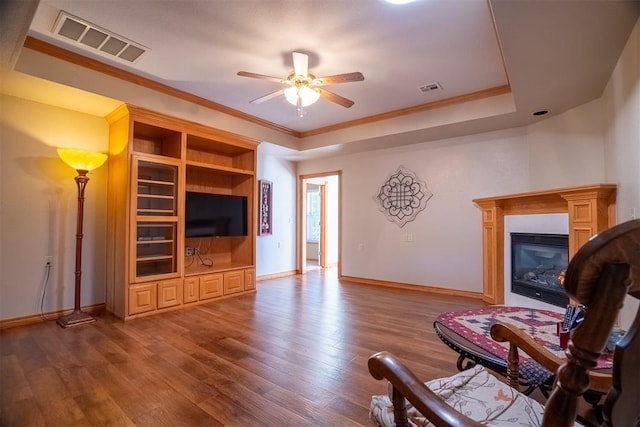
223, 271, 244, 295
183, 277, 199, 303
244, 268, 255, 291
200, 273, 223, 300
129, 283, 157, 315
158, 278, 182, 309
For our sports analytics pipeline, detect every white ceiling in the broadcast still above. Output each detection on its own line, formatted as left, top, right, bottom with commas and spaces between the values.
1, 0, 638, 160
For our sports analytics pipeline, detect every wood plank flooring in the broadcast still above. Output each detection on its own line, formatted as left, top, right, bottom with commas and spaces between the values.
0, 268, 485, 426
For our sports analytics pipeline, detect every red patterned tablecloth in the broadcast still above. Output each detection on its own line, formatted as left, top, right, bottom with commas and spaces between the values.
437, 306, 613, 386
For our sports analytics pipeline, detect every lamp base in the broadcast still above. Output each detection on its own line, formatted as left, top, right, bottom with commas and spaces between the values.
56, 309, 96, 328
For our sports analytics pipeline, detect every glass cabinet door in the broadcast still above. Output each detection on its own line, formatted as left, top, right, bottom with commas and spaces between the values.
133, 157, 179, 279
137, 161, 177, 216
136, 222, 177, 277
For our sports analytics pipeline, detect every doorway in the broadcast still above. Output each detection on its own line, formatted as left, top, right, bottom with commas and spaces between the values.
298, 172, 341, 275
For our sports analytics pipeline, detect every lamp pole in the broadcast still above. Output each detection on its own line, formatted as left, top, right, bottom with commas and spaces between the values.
57, 169, 95, 328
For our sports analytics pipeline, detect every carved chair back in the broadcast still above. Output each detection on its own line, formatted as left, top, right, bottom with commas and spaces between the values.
544, 218, 640, 426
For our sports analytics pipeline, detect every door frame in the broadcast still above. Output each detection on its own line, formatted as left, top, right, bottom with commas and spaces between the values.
297, 171, 341, 275
319, 183, 327, 268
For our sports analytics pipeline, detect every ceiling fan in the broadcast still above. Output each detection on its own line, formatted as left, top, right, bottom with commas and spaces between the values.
237, 52, 364, 117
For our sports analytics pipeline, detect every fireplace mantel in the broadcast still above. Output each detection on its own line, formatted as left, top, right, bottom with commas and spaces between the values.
473, 184, 616, 304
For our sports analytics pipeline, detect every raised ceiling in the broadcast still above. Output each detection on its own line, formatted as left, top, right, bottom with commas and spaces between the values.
2, 0, 638, 160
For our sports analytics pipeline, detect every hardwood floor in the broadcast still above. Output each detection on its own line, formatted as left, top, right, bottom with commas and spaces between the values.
0, 268, 485, 426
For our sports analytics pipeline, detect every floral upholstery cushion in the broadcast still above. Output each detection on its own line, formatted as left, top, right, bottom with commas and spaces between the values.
370, 365, 583, 426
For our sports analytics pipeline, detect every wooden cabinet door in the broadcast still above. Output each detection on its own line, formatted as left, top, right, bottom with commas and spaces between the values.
183, 277, 199, 303
129, 283, 157, 315
244, 268, 255, 291
200, 274, 223, 300
223, 271, 244, 295
158, 278, 182, 309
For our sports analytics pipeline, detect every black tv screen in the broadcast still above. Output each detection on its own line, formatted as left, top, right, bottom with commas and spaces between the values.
185, 192, 248, 237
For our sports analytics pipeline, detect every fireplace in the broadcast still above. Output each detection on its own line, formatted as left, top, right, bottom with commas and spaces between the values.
510, 233, 569, 308
474, 184, 616, 305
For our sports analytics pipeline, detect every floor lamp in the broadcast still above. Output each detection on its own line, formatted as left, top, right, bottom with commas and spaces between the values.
56, 148, 108, 328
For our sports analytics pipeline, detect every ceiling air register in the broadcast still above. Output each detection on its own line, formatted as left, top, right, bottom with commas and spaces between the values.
52, 11, 148, 63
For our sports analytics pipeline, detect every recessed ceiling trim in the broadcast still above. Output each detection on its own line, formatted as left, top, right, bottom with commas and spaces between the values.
22, 36, 299, 137
52, 11, 149, 64
300, 84, 512, 138
23, 36, 511, 141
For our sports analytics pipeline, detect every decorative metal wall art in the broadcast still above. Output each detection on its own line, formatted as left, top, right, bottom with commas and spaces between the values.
259, 180, 272, 235
374, 166, 433, 227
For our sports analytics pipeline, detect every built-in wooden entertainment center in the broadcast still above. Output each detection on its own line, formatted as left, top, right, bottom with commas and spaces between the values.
106, 105, 259, 320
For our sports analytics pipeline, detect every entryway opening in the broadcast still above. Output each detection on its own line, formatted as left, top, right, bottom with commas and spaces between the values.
299, 172, 340, 275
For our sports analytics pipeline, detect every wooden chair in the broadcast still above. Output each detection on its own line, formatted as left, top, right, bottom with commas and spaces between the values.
368, 219, 640, 427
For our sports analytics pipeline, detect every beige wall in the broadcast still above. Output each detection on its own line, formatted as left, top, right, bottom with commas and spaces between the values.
602, 18, 640, 328
0, 95, 109, 320
255, 148, 297, 277
527, 98, 605, 190
297, 100, 606, 294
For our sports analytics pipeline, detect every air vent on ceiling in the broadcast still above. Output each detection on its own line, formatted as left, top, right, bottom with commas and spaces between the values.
52, 11, 148, 64
418, 82, 443, 93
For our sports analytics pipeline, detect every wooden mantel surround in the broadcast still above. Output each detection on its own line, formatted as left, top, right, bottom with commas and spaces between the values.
473, 184, 617, 304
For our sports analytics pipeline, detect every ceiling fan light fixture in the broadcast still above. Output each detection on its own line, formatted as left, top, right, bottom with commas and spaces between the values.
284, 85, 320, 107
284, 86, 297, 105
238, 51, 361, 113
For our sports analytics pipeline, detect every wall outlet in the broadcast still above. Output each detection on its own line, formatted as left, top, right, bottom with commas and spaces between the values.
44, 255, 53, 264
185, 247, 194, 256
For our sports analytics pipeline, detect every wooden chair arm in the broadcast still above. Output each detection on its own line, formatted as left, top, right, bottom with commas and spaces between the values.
490, 321, 563, 372
368, 351, 483, 427
490, 321, 612, 392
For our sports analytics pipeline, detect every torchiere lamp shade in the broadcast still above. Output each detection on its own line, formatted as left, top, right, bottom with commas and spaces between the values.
57, 148, 108, 171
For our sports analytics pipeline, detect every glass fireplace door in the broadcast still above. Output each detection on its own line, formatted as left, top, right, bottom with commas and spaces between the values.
511, 233, 569, 307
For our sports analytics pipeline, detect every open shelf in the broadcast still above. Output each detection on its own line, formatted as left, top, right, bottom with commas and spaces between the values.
185, 159, 255, 176
133, 122, 182, 158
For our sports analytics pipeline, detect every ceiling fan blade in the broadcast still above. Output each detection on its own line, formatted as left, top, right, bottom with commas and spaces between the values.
315, 72, 364, 85
237, 71, 285, 84
292, 52, 308, 77
250, 88, 285, 104
318, 88, 355, 108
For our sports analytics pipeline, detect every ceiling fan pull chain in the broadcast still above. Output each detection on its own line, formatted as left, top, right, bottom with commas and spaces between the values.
296, 96, 306, 117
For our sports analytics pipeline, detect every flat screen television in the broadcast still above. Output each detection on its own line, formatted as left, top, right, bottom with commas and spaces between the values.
185, 192, 248, 237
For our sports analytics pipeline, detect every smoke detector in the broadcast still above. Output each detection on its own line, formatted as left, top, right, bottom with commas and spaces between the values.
52, 11, 148, 64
